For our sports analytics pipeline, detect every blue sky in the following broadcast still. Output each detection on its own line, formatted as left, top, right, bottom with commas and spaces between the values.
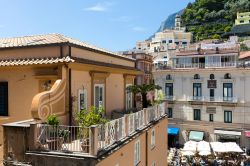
0, 0, 194, 51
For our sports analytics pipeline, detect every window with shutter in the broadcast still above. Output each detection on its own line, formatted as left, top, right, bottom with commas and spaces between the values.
78, 89, 87, 111
134, 140, 140, 165
94, 84, 104, 108
126, 84, 133, 110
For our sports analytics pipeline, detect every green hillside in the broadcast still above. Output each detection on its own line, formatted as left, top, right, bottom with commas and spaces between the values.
182, 0, 250, 41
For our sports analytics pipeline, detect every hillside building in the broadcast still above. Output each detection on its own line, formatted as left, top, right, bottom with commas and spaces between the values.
136, 15, 192, 55
235, 12, 250, 25
122, 50, 153, 85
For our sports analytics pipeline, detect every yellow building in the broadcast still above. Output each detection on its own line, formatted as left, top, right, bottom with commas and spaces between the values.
235, 12, 250, 25
0, 34, 168, 166
0, 33, 140, 145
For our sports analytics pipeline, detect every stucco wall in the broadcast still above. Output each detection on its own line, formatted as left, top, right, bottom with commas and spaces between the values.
71, 47, 135, 68
71, 70, 126, 117
154, 69, 250, 125
0, 46, 60, 60
71, 69, 92, 124
0, 68, 39, 144
106, 74, 124, 115
147, 118, 168, 166
155, 69, 250, 147
96, 118, 168, 166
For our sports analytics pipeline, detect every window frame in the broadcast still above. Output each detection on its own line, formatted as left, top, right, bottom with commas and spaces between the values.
0, 82, 8, 116
210, 74, 215, 80
168, 108, 173, 118
166, 74, 172, 80
224, 111, 232, 123
193, 109, 201, 121
78, 89, 87, 112
193, 83, 202, 100
223, 83, 233, 101
126, 84, 133, 110
134, 140, 141, 166
165, 83, 173, 97
194, 74, 200, 79
94, 84, 105, 108
224, 73, 231, 79
151, 128, 156, 149
209, 114, 214, 122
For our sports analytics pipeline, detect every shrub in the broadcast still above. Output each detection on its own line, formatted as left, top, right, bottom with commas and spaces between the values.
47, 114, 59, 126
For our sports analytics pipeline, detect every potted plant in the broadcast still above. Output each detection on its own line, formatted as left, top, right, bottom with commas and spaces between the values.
46, 114, 70, 150
75, 106, 107, 152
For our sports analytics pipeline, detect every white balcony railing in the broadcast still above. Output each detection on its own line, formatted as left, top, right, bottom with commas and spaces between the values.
35, 124, 91, 153
205, 62, 237, 68
98, 116, 126, 150
165, 96, 176, 101
172, 62, 237, 69
186, 96, 238, 103
33, 103, 166, 156
174, 63, 205, 69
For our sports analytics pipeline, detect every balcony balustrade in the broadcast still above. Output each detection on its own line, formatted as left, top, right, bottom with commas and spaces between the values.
32, 103, 166, 156
153, 62, 239, 70
165, 96, 176, 101
186, 96, 238, 103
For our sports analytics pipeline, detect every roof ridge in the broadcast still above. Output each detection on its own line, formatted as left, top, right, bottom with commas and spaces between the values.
0, 33, 61, 40
0, 33, 135, 61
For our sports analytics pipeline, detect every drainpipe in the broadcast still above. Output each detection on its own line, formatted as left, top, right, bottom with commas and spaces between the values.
68, 45, 72, 126
69, 68, 72, 126
146, 131, 148, 166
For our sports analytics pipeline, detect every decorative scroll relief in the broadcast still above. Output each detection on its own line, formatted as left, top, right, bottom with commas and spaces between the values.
31, 79, 66, 121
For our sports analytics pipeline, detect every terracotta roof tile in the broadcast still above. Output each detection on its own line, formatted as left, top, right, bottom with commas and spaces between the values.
0, 33, 134, 61
239, 51, 250, 60
0, 56, 74, 67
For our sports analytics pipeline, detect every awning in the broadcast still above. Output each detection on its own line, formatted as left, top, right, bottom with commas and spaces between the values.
245, 131, 250, 137
168, 127, 179, 135
189, 131, 204, 141
214, 129, 241, 136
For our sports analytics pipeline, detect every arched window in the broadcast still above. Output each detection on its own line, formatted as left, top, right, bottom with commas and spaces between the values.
166, 74, 172, 80
224, 73, 231, 79
194, 74, 200, 79
210, 74, 215, 80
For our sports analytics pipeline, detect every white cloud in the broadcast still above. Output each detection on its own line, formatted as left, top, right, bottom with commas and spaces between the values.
132, 26, 146, 32
84, 2, 113, 12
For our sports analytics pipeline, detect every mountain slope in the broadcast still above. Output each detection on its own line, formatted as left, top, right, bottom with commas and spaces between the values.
156, 10, 184, 32
182, 0, 250, 41
148, 10, 183, 40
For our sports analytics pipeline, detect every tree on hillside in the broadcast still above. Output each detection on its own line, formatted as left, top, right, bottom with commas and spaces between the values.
182, 0, 250, 41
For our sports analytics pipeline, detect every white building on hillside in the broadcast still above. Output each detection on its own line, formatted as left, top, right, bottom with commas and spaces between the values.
136, 15, 193, 72
136, 15, 192, 54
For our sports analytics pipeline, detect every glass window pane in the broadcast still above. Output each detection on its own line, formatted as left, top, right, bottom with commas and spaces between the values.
95, 86, 99, 107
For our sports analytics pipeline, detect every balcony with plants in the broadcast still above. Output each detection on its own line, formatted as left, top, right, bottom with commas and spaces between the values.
32, 103, 166, 156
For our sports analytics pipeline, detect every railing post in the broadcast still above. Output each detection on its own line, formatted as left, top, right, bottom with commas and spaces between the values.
143, 108, 148, 125
90, 125, 99, 156
124, 114, 129, 136
29, 123, 38, 151
156, 105, 159, 119
3, 126, 8, 160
